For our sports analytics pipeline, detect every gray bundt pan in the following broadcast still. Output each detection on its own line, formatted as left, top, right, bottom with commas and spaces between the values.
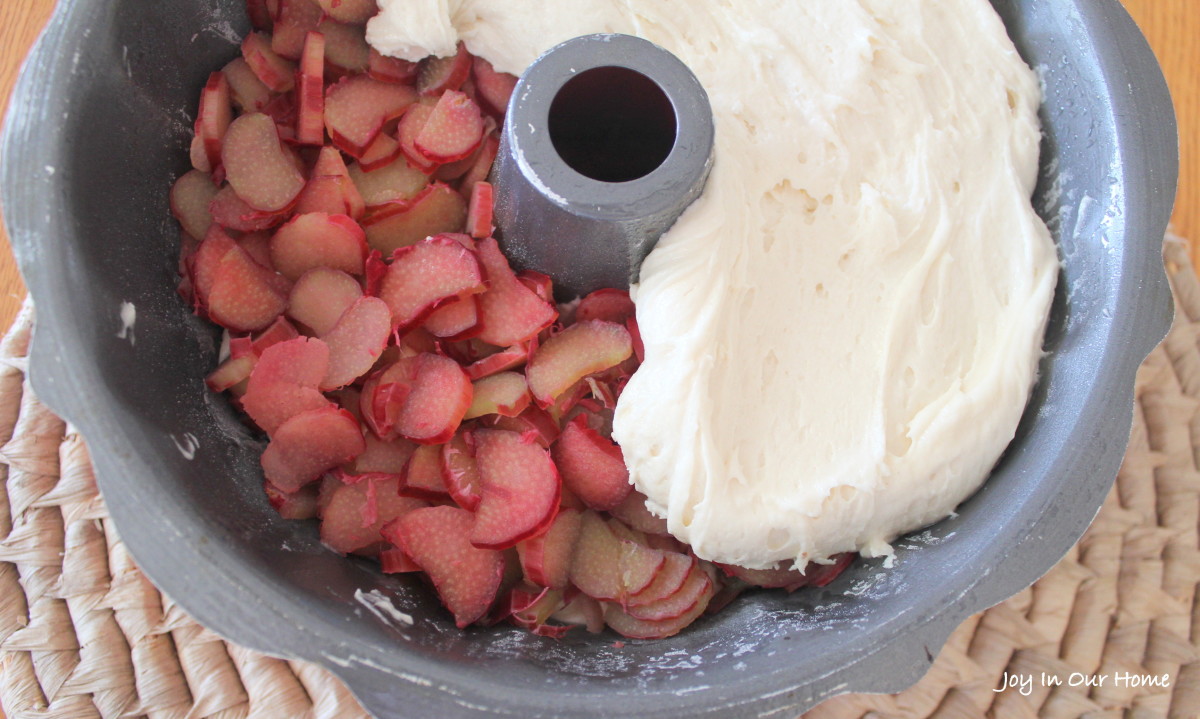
0, 0, 1178, 716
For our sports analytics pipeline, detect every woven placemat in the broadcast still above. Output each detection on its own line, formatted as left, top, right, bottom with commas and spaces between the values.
0, 242, 1197, 719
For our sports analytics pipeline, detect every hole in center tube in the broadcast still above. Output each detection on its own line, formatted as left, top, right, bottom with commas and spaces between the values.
549, 66, 677, 183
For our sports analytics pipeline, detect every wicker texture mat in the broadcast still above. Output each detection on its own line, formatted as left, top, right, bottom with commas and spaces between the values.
0, 242, 1195, 718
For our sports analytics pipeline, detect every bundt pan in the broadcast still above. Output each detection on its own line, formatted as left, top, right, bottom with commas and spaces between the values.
0, 0, 1177, 716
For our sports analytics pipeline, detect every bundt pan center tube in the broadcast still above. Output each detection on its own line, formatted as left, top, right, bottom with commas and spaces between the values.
490, 33, 715, 301
0, 0, 1177, 717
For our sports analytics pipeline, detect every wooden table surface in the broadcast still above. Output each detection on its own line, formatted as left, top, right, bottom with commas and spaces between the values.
0, 0, 1196, 715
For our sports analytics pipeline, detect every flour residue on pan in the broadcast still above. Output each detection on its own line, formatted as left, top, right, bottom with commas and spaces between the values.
355, 588, 415, 627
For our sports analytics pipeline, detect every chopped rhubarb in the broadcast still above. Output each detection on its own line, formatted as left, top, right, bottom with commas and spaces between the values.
368, 49, 418, 84
395, 353, 473, 443
464, 371, 530, 420
348, 154, 429, 208
209, 185, 290, 232
516, 270, 555, 306
241, 336, 332, 433
316, 0, 378, 25
250, 315, 301, 355
603, 573, 715, 639
190, 226, 239, 306
469, 429, 561, 550
321, 475, 427, 554
395, 101, 437, 172
190, 135, 212, 173
207, 354, 256, 394
463, 342, 531, 381
206, 245, 289, 332
269, 212, 368, 280
576, 289, 636, 325
171, 170, 218, 240
222, 113, 306, 213
265, 481, 321, 520
610, 490, 670, 536
474, 237, 558, 347
324, 75, 417, 157
626, 552, 695, 608
345, 434, 416, 475
465, 180, 493, 239
516, 508, 581, 590
238, 230, 275, 270
552, 592, 605, 634
287, 267, 363, 335
362, 183, 468, 254
378, 234, 485, 329
479, 405, 560, 448
471, 57, 517, 118
386, 505, 505, 627
568, 511, 663, 602
242, 32, 296, 92
440, 432, 481, 511
401, 444, 450, 499
416, 42, 472, 96
414, 90, 483, 163
296, 31, 326, 145
271, 0, 324, 60
626, 564, 712, 621
422, 296, 480, 340
196, 72, 233, 172
320, 18, 371, 73
224, 57, 274, 112
246, 0, 275, 31
551, 415, 631, 511
525, 320, 633, 406
320, 296, 391, 389
357, 132, 403, 171
261, 406, 365, 491
457, 133, 499, 196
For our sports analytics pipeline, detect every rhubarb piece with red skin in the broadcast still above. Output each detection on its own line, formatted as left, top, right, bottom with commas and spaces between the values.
465, 180, 493, 239
190, 135, 212, 174
386, 505, 505, 627
321, 475, 427, 554
603, 572, 716, 639
271, 0, 323, 60
609, 490, 670, 536
316, 0, 378, 25
265, 481, 320, 519
222, 113, 306, 213
576, 289, 636, 324
294, 146, 366, 219
474, 237, 558, 347
479, 405, 560, 448
463, 371, 530, 420
368, 49, 418, 84
224, 57, 274, 113
295, 31, 325, 145
552, 592, 605, 634
363, 354, 472, 444
171, 170, 218, 241
261, 406, 365, 491
568, 511, 664, 602
319, 296, 391, 389
287, 267, 363, 335
362, 183, 468, 254
207, 354, 256, 394
190, 226, 239, 307
348, 154, 429, 208
457, 133, 499, 196
626, 552, 694, 608
357, 132, 403, 171
196, 72, 233, 172
469, 429, 561, 550
249, 315, 301, 355
551, 415, 631, 511
441, 432, 481, 511
206, 245, 289, 332
417, 42, 472, 96
345, 433, 416, 475
380, 547, 421, 573
414, 90, 483, 163
319, 19, 371, 74
377, 234, 484, 329
401, 444, 450, 500
324, 75, 417, 157
525, 320, 633, 406
241, 336, 332, 433
269, 212, 368, 281
246, 0, 275, 31
626, 564, 712, 621
209, 185, 290, 232
471, 57, 517, 118
242, 32, 296, 92
422, 296, 480, 340
462, 341, 531, 381
395, 101, 437, 172
516, 508, 581, 590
